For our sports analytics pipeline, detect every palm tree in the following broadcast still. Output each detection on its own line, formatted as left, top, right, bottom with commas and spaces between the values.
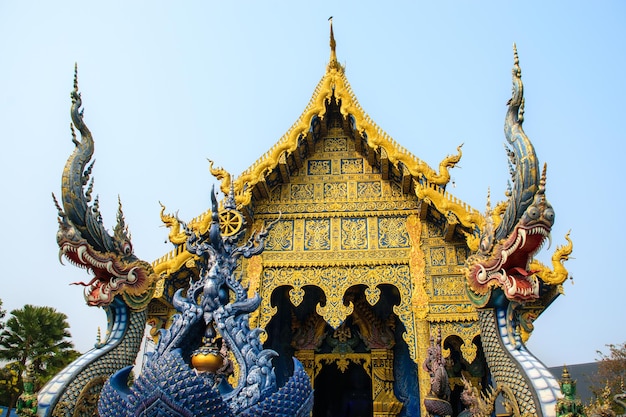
0, 305, 80, 390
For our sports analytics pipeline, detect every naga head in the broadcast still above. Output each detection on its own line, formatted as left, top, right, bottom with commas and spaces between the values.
467, 167, 554, 302
53, 66, 155, 309
466, 47, 555, 305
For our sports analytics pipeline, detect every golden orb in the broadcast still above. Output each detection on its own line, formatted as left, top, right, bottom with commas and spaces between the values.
191, 350, 223, 373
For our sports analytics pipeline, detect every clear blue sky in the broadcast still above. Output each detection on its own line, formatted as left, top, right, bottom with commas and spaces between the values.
0, 1, 624, 367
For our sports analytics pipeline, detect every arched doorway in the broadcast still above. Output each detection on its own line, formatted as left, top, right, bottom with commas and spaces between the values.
442, 334, 489, 416
264, 284, 407, 416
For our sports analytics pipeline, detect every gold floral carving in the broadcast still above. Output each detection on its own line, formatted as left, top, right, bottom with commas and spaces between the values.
341, 218, 368, 250
378, 217, 410, 248
265, 220, 294, 251
256, 200, 420, 215
340, 158, 364, 174
316, 299, 354, 329
315, 353, 370, 375
324, 182, 347, 200
364, 286, 381, 305
357, 181, 382, 199
324, 137, 348, 152
258, 265, 416, 356
304, 219, 331, 251
289, 286, 306, 307
291, 184, 315, 200
308, 160, 331, 176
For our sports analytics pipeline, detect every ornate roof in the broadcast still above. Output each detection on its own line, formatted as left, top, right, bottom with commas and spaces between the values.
225, 21, 482, 223
152, 21, 486, 279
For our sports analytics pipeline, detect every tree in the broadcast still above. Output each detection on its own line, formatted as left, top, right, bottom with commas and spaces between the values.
0, 298, 5, 331
0, 362, 21, 408
0, 305, 80, 391
586, 342, 626, 415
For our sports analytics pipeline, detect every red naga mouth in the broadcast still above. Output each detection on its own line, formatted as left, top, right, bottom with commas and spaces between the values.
471, 224, 550, 301
60, 241, 144, 306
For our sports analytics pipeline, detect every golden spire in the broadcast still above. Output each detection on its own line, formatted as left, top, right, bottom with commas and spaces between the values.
329, 17, 337, 62
327, 17, 343, 72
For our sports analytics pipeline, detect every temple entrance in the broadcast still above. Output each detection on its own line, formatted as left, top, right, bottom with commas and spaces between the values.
264, 284, 406, 416
313, 361, 372, 417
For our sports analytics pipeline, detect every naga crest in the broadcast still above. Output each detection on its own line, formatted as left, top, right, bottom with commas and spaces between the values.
53, 66, 155, 309
98, 188, 314, 417
466, 47, 555, 305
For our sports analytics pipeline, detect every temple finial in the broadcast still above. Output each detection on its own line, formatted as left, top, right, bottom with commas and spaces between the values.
327, 17, 343, 72
329, 17, 337, 62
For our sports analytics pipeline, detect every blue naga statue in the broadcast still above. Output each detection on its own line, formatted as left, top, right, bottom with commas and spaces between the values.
98, 189, 313, 417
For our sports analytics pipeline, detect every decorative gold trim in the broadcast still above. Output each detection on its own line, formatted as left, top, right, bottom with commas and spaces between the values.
315, 353, 371, 376
415, 180, 485, 233
406, 215, 428, 321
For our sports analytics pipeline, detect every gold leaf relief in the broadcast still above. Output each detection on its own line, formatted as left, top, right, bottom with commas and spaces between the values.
431, 275, 466, 298
290, 184, 314, 200
308, 160, 331, 175
341, 218, 368, 250
304, 219, 331, 250
323, 182, 347, 200
340, 158, 363, 174
430, 247, 447, 266
265, 220, 294, 251
378, 217, 410, 248
357, 181, 382, 199
324, 137, 348, 152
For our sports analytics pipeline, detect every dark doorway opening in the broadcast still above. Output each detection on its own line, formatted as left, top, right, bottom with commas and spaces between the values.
313, 362, 372, 417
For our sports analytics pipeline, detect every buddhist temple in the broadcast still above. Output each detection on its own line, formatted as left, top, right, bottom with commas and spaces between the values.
40, 20, 572, 417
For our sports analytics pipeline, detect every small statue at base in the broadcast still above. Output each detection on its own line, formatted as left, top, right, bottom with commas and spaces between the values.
16, 367, 37, 417
556, 366, 585, 417
423, 328, 452, 416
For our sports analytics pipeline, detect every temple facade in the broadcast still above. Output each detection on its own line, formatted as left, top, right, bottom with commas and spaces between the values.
148, 24, 492, 417
37, 10, 577, 414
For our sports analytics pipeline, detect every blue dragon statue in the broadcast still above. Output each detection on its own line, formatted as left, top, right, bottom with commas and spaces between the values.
464, 47, 566, 417
98, 189, 314, 417
38, 67, 157, 417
